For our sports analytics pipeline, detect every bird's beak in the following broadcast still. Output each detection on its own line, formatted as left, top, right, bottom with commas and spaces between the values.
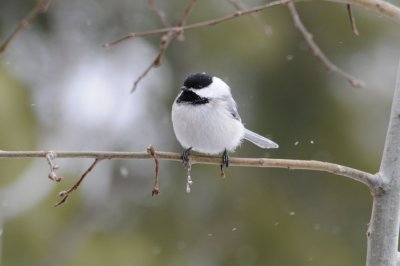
181, 86, 188, 91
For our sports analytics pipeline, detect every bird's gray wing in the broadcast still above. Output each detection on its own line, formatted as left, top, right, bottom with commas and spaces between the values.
221, 95, 241, 121
220, 96, 279, 149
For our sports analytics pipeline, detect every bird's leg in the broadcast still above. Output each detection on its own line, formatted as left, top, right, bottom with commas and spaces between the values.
220, 149, 229, 177
181, 147, 192, 167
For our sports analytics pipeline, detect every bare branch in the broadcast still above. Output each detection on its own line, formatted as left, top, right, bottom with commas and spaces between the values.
0, 0, 52, 54
347, 4, 360, 36
129, 1, 197, 92
104, 0, 400, 48
148, 0, 171, 27
130, 44, 166, 93
177, 0, 197, 27
45, 151, 62, 182
0, 150, 380, 190
288, 2, 365, 88
348, 0, 400, 23
105, 0, 400, 89
227, 0, 273, 36
366, 59, 400, 266
397, 252, 400, 266
103, 0, 291, 48
130, 31, 174, 93
54, 158, 102, 207
147, 145, 160, 196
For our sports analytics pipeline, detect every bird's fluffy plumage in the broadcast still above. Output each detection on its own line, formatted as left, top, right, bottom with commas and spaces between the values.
172, 73, 278, 155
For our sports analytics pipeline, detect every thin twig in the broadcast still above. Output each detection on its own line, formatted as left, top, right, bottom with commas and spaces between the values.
103, 0, 291, 48
0, 150, 380, 189
288, 2, 365, 88
131, 32, 174, 93
147, 145, 160, 196
148, 0, 171, 27
133, 0, 172, 92
129, 0, 197, 92
347, 4, 360, 36
45, 151, 62, 182
106, 0, 364, 88
349, 0, 400, 23
104, 0, 400, 49
131, 50, 163, 92
178, 0, 197, 27
54, 158, 102, 207
227, 0, 273, 36
0, 0, 52, 54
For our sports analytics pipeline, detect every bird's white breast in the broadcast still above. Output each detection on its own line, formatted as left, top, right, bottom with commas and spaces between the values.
171, 99, 245, 154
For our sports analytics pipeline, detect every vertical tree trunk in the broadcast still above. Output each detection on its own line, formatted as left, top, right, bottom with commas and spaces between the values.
366, 63, 400, 266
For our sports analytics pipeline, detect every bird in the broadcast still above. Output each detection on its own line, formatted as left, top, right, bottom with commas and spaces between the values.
171, 72, 278, 174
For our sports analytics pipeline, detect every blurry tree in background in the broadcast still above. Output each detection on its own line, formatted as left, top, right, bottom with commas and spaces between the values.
0, 0, 400, 265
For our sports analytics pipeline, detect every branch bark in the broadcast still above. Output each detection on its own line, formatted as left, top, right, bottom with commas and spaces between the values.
288, 2, 364, 87
104, 0, 400, 48
344, 0, 400, 23
0, 150, 379, 189
0, 0, 52, 54
366, 61, 400, 266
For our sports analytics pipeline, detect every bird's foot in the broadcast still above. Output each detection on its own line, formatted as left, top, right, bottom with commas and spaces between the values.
181, 147, 192, 168
220, 149, 229, 177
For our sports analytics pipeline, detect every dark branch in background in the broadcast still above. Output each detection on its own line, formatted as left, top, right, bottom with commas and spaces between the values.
287, 2, 365, 88
148, 0, 171, 27
178, 0, 197, 28
54, 158, 102, 207
103, 0, 290, 92
129, 0, 197, 93
0, 0, 52, 54
105, 0, 365, 89
227, 0, 273, 36
103, 0, 290, 48
347, 4, 360, 36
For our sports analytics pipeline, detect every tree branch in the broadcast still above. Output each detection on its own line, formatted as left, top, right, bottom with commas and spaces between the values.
106, 0, 400, 88
148, 0, 171, 27
397, 252, 400, 266
227, 0, 273, 36
0, 150, 380, 190
0, 0, 52, 54
103, 0, 291, 48
129, 0, 197, 92
288, 2, 365, 87
177, 0, 197, 28
347, 4, 360, 36
346, 0, 400, 23
54, 158, 102, 207
366, 60, 400, 266
147, 145, 160, 196
104, 0, 400, 49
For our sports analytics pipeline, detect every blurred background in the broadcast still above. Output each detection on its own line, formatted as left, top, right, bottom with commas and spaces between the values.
0, 0, 399, 265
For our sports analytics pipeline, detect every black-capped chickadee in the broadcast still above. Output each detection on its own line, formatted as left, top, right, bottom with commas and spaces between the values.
172, 72, 278, 172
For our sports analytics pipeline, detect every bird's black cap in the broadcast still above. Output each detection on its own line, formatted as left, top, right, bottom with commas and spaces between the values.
183, 73, 213, 90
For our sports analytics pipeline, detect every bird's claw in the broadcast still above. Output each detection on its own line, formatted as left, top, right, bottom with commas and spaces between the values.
182, 147, 192, 168
220, 149, 229, 177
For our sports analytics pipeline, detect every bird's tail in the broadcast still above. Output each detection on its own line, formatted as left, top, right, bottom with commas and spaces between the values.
244, 129, 279, 149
